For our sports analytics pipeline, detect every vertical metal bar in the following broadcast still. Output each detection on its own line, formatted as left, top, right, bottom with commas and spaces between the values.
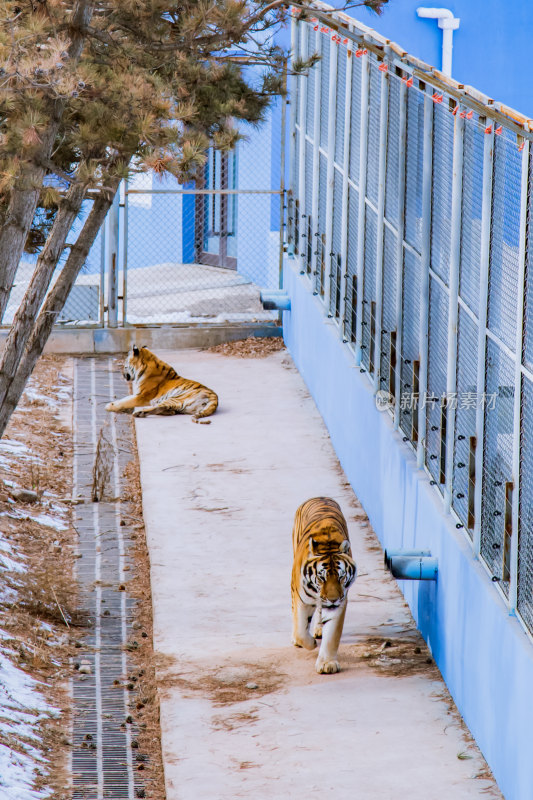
107, 191, 119, 328
473, 125, 495, 557
278, 60, 288, 292
509, 138, 530, 613
393, 76, 408, 429
122, 182, 128, 326
444, 107, 465, 512
311, 30, 321, 284
416, 86, 434, 463
297, 20, 307, 266
324, 34, 338, 310
99, 220, 106, 328
372, 61, 389, 392
339, 44, 353, 340
354, 49, 370, 364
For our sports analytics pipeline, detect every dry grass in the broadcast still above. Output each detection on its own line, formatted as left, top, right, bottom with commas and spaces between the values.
158, 661, 285, 707
207, 336, 285, 358
91, 424, 114, 502
0, 355, 80, 800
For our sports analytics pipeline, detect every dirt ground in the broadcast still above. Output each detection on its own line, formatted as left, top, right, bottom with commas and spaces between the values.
0, 356, 78, 798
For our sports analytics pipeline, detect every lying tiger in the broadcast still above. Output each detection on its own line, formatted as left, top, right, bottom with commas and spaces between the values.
291, 497, 356, 674
105, 345, 218, 422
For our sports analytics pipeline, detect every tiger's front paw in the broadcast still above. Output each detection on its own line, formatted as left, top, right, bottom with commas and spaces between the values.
316, 658, 340, 674
312, 622, 323, 639
106, 402, 118, 412
292, 633, 317, 650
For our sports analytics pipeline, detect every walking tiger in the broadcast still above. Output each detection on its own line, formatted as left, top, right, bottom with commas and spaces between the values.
291, 497, 356, 674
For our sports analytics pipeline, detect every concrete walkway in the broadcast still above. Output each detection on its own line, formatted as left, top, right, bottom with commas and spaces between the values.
133, 348, 501, 800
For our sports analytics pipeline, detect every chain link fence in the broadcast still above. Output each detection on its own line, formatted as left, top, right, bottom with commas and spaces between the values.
287, 4, 533, 636
4, 109, 284, 329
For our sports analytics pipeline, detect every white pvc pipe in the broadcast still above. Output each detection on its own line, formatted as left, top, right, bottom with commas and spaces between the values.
416, 7, 460, 78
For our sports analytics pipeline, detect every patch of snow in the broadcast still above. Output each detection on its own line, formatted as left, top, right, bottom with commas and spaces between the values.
28, 513, 68, 532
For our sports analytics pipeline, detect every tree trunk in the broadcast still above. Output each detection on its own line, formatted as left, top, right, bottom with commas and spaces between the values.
0, 179, 118, 439
0, 0, 95, 322
0, 181, 88, 402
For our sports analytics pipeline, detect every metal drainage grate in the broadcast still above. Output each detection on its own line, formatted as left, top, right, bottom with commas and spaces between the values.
72, 357, 144, 800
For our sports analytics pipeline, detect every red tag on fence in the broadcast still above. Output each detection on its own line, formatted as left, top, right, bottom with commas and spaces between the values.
452, 105, 459, 115
518, 141, 526, 152
432, 93, 443, 104
495, 126, 503, 135
402, 76, 413, 87
378, 62, 388, 72
484, 125, 492, 134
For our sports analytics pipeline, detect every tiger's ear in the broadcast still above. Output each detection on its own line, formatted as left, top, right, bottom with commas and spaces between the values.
132, 345, 139, 356
339, 539, 351, 554
309, 538, 318, 555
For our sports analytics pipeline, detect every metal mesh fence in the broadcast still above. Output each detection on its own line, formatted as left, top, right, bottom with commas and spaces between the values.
481, 339, 515, 594
289, 7, 533, 637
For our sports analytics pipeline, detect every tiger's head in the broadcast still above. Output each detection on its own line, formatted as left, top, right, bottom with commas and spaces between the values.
123, 344, 148, 382
305, 536, 357, 608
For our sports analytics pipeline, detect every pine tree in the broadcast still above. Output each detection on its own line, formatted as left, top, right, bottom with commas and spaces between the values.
0, 0, 388, 436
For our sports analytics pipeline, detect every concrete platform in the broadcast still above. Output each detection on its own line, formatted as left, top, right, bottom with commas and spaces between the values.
0, 323, 281, 355
131, 348, 501, 800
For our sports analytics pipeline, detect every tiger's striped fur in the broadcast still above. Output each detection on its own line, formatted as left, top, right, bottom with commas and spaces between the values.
105, 345, 218, 422
291, 497, 356, 674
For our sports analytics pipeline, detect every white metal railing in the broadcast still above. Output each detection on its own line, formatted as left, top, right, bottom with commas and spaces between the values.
287, 3, 533, 637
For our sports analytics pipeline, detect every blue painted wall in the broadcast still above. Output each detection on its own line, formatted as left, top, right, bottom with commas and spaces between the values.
356, 1, 533, 116
282, 257, 533, 800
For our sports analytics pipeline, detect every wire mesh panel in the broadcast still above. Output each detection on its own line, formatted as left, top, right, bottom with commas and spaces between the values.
452, 308, 479, 534
335, 46, 347, 166
315, 153, 328, 295
431, 101, 454, 286
380, 225, 398, 397
385, 73, 401, 227
349, 55, 363, 185
404, 84, 425, 253
306, 28, 317, 135
518, 374, 533, 628
459, 114, 485, 314
366, 58, 382, 208
344, 184, 359, 343
330, 168, 344, 318
399, 249, 421, 442
488, 131, 522, 351
319, 34, 330, 149
522, 153, 533, 371
480, 339, 515, 593
425, 277, 449, 484
305, 139, 314, 273
361, 207, 378, 371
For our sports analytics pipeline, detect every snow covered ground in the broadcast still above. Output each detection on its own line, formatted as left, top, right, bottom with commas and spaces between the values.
0, 373, 72, 799
4, 260, 278, 326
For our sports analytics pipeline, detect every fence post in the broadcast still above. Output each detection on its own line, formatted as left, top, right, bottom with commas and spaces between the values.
416, 84, 434, 463
473, 125, 494, 557
354, 48, 370, 365
106, 190, 120, 328
324, 34, 338, 310
372, 58, 389, 392
510, 137, 530, 613
338, 43, 353, 341
444, 105, 465, 513
122, 182, 128, 326
278, 60, 288, 292
98, 220, 106, 327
